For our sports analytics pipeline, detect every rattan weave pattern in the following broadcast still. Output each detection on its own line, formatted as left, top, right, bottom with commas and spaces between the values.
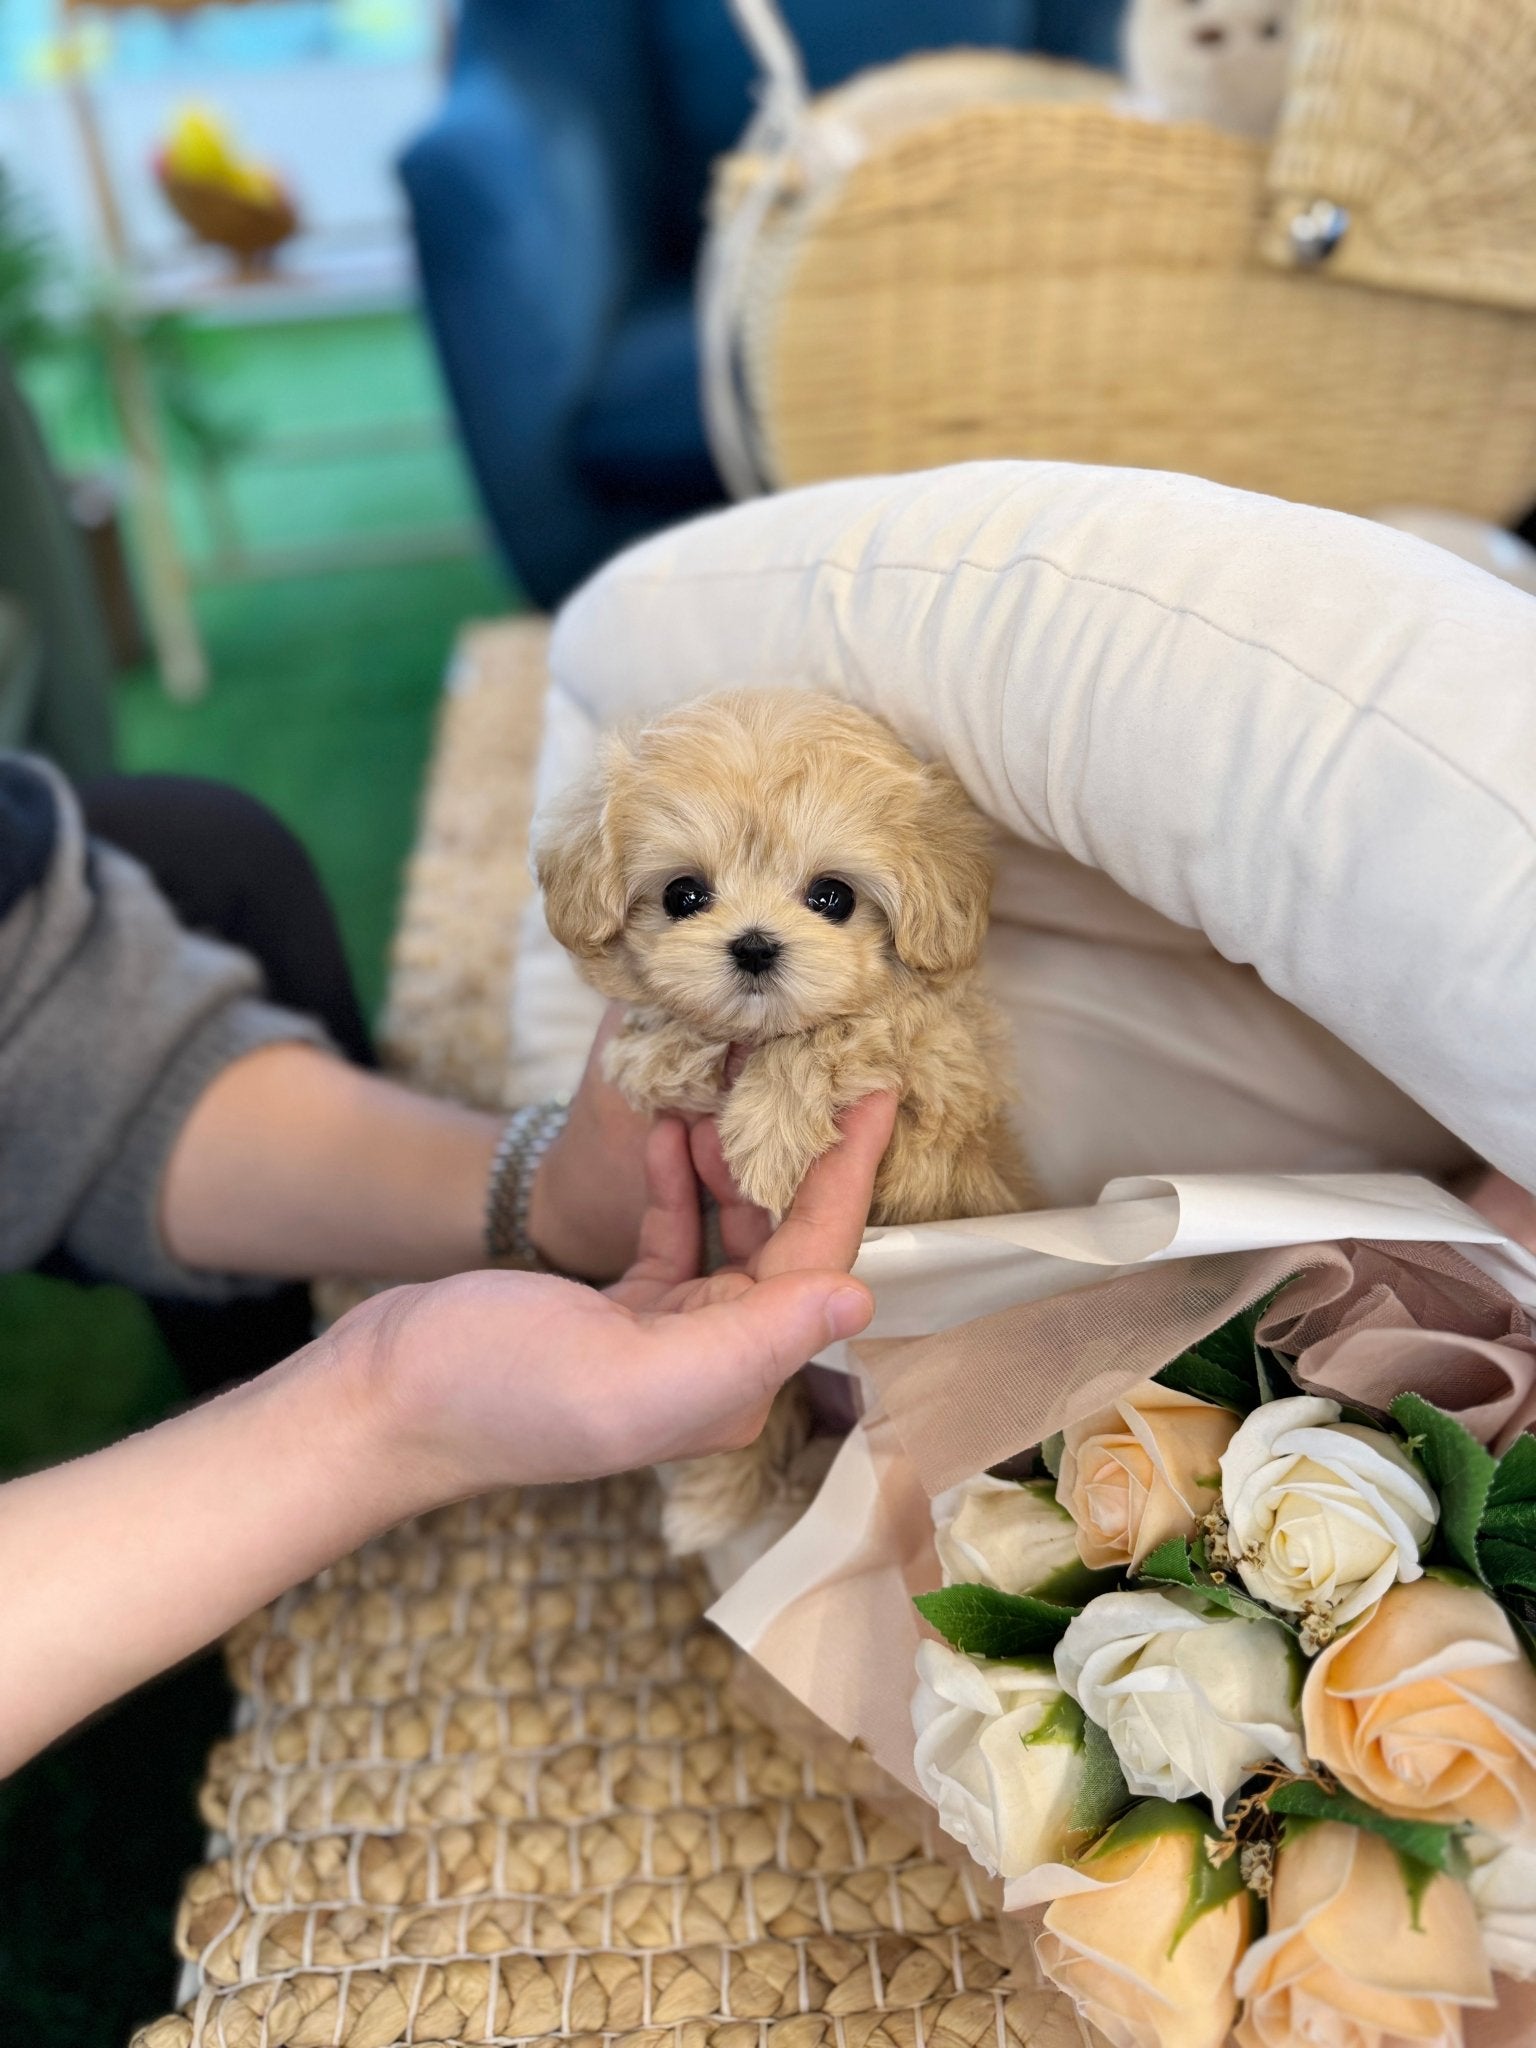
132, 622, 1074, 2048
1262, 0, 1536, 312
721, 44, 1536, 522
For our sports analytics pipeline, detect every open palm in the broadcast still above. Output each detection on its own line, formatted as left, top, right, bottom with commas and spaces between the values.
363, 1094, 896, 1501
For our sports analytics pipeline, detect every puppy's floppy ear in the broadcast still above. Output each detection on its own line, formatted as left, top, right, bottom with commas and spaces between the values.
535, 741, 631, 959
885, 763, 993, 977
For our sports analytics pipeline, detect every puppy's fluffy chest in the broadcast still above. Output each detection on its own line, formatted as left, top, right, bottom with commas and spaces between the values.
605, 973, 1027, 1226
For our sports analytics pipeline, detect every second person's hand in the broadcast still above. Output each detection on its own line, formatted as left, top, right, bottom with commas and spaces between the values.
352, 1090, 897, 1508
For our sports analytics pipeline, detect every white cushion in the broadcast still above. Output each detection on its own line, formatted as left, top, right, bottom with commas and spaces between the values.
511, 462, 1536, 1196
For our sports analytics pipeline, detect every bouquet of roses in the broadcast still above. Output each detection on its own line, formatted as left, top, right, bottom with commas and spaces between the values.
910, 1293, 1536, 2048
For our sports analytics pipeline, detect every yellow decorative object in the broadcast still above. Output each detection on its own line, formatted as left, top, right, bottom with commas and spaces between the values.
155, 105, 298, 275
705, 2, 1536, 526
161, 106, 281, 208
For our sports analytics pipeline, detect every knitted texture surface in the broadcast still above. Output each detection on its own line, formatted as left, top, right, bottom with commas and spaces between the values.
132, 619, 1079, 2048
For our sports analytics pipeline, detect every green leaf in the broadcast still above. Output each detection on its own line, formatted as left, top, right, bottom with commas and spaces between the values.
1255, 1347, 1300, 1406
1196, 1295, 1274, 1379
1029, 1558, 1124, 1607
913, 1582, 1079, 1659
1488, 1433, 1536, 1512
1039, 1432, 1064, 1481
1154, 1351, 1255, 1413
1023, 1692, 1086, 1749
1390, 1395, 1494, 1580
1152, 1288, 1297, 1415
1499, 1589, 1536, 1662
1268, 1780, 1463, 1879
1481, 1437, 1536, 1599
1068, 1718, 1131, 1837
1140, 1537, 1199, 1587
1396, 1850, 1439, 1931
1477, 1537, 1536, 1595
1474, 1499, 1536, 1540
1136, 1537, 1295, 1632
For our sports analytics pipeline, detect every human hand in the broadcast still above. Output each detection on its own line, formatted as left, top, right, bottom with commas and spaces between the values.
351, 1091, 896, 1507
525, 1004, 654, 1281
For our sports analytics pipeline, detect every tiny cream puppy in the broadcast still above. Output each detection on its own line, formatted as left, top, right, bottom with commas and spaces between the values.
537, 687, 1029, 1226
537, 688, 1031, 1552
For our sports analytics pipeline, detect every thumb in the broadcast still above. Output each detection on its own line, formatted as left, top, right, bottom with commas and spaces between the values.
641, 1272, 874, 1430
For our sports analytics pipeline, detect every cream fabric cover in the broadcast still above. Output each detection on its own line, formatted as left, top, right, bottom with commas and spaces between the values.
509, 462, 1536, 1200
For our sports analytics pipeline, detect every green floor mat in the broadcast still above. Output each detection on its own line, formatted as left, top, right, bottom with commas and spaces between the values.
0, 1272, 182, 1478
118, 548, 509, 1020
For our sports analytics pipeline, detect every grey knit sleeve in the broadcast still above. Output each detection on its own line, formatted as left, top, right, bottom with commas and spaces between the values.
0, 755, 334, 1300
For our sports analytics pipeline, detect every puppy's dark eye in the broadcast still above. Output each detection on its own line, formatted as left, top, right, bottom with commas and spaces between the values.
663, 875, 713, 920
805, 876, 856, 923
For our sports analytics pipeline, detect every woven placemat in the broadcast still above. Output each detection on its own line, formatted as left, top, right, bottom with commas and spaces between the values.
132, 618, 1078, 2048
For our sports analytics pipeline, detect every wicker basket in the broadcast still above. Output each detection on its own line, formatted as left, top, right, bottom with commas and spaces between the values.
706, 1, 1536, 521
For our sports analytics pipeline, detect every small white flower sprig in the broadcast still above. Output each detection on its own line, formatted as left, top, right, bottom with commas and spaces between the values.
909, 1291, 1536, 2048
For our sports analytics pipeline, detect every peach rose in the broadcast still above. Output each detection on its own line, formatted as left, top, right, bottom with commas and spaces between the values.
1057, 1381, 1239, 1571
1010, 1802, 1251, 2048
1234, 1821, 1494, 2048
1302, 1577, 1536, 1840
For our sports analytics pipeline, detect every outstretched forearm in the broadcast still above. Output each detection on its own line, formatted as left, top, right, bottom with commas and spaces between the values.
159, 1043, 503, 1281
2, 1102, 889, 1775
0, 1323, 413, 1776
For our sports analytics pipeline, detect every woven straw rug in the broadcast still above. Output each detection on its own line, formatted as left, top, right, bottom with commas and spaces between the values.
133, 618, 1074, 2048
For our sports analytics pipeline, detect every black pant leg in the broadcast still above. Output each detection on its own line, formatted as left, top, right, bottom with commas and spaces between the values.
70, 774, 375, 1396
75, 772, 374, 1067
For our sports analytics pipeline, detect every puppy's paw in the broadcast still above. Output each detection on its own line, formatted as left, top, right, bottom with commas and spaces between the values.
660, 1385, 813, 1556
662, 1446, 778, 1554
717, 1093, 837, 1217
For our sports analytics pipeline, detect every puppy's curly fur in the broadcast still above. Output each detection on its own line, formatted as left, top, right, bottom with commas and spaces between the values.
537, 689, 1031, 1551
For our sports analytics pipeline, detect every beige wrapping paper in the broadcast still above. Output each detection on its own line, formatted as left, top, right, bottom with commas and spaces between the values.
709, 1174, 1536, 2047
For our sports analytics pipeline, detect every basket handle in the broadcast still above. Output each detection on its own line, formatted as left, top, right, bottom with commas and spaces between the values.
698, 0, 815, 499
726, 0, 810, 136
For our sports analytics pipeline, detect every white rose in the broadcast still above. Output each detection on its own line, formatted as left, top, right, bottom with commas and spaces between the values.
1055, 1590, 1305, 1816
1465, 1831, 1536, 1980
1220, 1395, 1438, 1630
933, 1475, 1086, 1596
911, 1639, 1084, 1879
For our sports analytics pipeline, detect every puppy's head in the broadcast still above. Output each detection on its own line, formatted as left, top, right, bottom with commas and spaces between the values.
536, 689, 993, 1041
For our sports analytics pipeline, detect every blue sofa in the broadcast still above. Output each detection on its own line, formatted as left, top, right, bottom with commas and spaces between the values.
401, 0, 1126, 608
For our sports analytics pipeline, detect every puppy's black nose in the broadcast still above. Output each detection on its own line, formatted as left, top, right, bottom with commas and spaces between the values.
729, 929, 781, 978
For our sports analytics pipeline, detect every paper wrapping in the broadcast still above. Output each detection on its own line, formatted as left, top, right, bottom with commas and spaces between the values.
710, 1172, 1536, 2048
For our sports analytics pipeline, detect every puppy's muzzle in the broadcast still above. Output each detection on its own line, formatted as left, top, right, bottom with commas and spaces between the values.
729, 929, 781, 979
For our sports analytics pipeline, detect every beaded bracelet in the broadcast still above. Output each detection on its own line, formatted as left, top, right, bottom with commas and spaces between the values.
484, 1099, 570, 1267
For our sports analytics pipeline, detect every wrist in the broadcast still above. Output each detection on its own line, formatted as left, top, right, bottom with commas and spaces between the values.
307, 1289, 456, 1524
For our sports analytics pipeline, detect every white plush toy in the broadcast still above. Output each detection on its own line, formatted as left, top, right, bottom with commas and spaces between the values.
1122, 0, 1298, 139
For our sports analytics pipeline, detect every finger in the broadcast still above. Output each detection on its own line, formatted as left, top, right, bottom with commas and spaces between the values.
631, 1271, 874, 1457
754, 1091, 897, 1281
689, 1119, 773, 1265
616, 1119, 702, 1291
594, 1001, 629, 1051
